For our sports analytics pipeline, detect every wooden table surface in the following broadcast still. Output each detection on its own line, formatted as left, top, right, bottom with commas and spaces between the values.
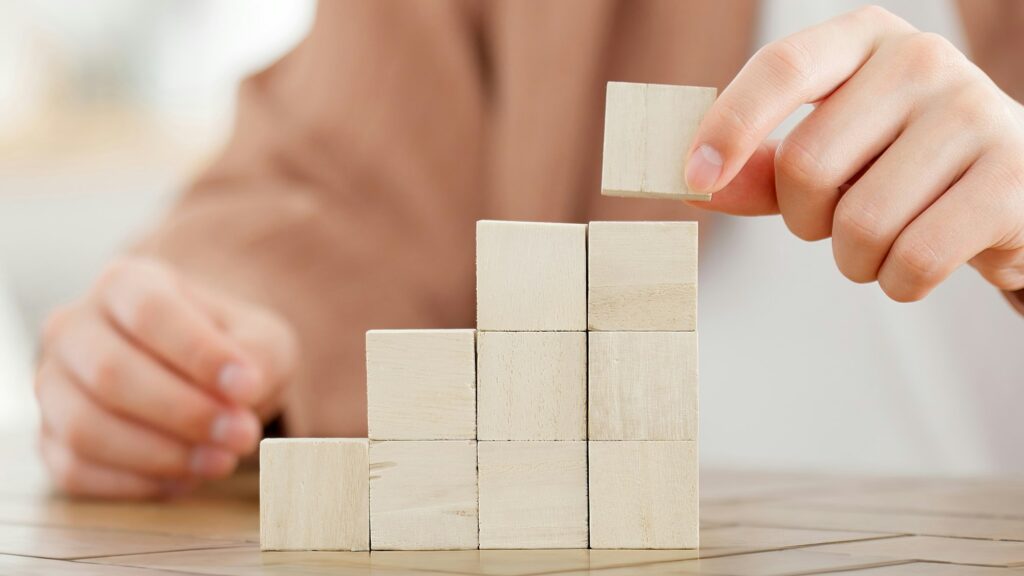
3, 435, 1024, 575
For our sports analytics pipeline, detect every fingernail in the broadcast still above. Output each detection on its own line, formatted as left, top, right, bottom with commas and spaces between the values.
210, 410, 261, 450
685, 144, 723, 193
217, 363, 259, 403
188, 446, 238, 479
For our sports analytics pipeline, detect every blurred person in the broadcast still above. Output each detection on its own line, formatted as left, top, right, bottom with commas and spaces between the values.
33, 1, 1024, 498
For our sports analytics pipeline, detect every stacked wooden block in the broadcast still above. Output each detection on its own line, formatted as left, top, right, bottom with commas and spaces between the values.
261, 220, 699, 551
261, 81, 710, 552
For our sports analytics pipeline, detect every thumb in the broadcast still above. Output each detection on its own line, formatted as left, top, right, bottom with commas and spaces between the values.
686, 140, 782, 216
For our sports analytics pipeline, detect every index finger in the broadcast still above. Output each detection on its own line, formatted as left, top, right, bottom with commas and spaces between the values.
684, 6, 913, 194
96, 261, 262, 404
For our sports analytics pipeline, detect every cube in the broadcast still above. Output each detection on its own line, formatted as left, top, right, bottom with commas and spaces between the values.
588, 221, 698, 331
601, 82, 717, 201
366, 329, 476, 440
476, 220, 586, 331
260, 438, 369, 551
369, 441, 478, 550
478, 442, 588, 549
477, 331, 586, 440
589, 441, 698, 549
589, 331, 698, 441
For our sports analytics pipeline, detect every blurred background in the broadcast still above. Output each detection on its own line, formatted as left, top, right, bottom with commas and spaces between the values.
0, 0, 316, 433
1, 0, 1021, 477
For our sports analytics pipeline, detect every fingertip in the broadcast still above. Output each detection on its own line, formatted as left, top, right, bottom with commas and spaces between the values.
685, 143, 724, 193
209, 409, 262, 454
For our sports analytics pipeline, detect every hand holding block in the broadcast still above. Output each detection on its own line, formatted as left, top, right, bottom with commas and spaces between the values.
369, 441, 478, 550
589, 331, 698, 440
601, 82, 716, 201
260, 439, 368, 551
476, 220, 586, 331
478, 442, 588, 549
366, 329, 476, 440
477, 331, 586, 440
589, 441, 698, 549
588, 221, 698, 331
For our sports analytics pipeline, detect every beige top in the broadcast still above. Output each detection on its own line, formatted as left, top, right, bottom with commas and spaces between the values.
135, 1, 1024, 437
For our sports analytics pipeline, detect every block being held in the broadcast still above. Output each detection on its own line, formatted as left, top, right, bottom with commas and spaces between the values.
601, 82, 716, 201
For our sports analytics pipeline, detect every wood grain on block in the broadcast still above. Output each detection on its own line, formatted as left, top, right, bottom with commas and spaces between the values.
478, 442, 588, 549
259, 438, 368, 551
589, 331, 698, 440
477, 331, 586, 440
476, 220, 586, 331
366, 329, 476, 440
588, 441, 699, 549
369, 441, 478, 550
601, 82, 716, 201
588, 221, 698, 331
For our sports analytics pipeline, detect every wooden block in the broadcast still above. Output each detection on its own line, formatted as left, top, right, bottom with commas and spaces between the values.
589, 331, 698, 440
601, 81, 716, 201
477, 332, 586, 440
477, 442, 588, 549
366, 329, 476, 440
588, 441, 698, 549
588, 221, 698, 331
259, 438, 368, 551
369, 441, 478, 550
476, 220, 586, 331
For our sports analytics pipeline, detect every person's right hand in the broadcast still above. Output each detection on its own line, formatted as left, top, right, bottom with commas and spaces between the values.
35, 257, 298, 499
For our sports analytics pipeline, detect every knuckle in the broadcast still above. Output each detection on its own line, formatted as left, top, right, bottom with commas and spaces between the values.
776, 136, 831, 189
834, 201, 888, 251
898, 32, 962, 80
886, 238, 944, 299
879, 278, 924, 303
854, 4, 895, 22
780, 211, 830, 242
62, 413, 93, 454
96, 258, 138, 295
711, 96, 763, 150
184, 334, 229, 383
945, 84, 1002, 133
756, 38, 815, 95
88, 353, 122, 397
41, 305, 73, 346
124, 290, 169, 335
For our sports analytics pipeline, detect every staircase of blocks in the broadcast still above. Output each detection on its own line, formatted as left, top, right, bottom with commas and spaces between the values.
260, 81, 711, 552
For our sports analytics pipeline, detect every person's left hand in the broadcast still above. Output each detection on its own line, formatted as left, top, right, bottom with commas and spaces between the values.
684, 5, 1024, 302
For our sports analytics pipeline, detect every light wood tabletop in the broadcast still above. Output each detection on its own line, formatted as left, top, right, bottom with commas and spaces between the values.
3, 434, 1024, 575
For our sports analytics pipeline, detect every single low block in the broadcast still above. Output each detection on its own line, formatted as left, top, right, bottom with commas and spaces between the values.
478, 442, 589, 549
589, 331, 698, 441
477, 331, 586, 440
366, 329, 476, 440
601, 81, 716, 201
589, 441, 699, 549
588, 221, 698, 331
476, 220, 587, 331
259, 438, 369, 551
369, 441, 478, 550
